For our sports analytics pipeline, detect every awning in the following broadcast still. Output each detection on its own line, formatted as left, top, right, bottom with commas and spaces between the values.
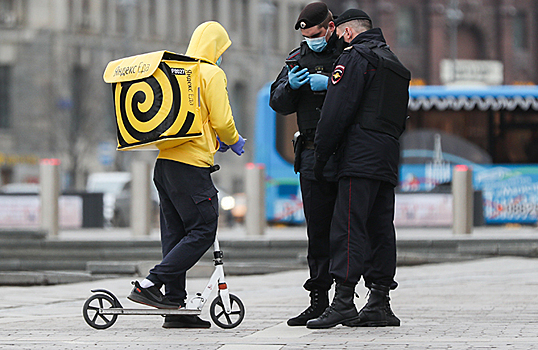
409, 85, 538, 112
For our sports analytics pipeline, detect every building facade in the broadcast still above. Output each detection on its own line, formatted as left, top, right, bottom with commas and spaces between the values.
0, 0, 537, 190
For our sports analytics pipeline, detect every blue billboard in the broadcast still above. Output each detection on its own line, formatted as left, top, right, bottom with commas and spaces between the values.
400, 163, 538, 224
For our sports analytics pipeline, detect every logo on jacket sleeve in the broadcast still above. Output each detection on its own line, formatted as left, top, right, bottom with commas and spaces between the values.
331, 65, 345, 85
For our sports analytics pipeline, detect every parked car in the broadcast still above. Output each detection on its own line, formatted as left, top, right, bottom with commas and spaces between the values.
112, 180, 159, 227
86, 172, 131, 226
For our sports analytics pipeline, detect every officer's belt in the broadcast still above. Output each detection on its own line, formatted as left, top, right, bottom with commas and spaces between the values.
303, 140, 315, 149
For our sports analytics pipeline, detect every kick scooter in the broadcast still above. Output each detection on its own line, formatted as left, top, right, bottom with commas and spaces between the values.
82, 235, 245, 329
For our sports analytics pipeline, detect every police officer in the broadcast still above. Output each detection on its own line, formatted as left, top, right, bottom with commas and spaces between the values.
127, 21, 245, 329
307, 9, 410, 329
269, 2, 344, 326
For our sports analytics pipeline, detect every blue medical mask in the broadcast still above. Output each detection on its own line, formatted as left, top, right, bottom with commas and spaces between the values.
305, 36, 328, 52
216, 56, 222, 66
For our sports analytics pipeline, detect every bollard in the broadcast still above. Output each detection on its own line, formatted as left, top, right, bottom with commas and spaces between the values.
245, 163, 266, 236
40, 158, 61, 238
131, 161, 151, 237
452, 165, 473, 234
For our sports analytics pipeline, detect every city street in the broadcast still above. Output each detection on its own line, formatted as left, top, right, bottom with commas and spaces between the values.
1, 256, 538, 349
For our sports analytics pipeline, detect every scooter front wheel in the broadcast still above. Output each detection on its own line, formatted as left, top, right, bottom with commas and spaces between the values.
82, 293, 118, 330
209, 293, 245, 329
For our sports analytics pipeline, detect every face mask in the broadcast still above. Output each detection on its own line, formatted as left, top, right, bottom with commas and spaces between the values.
305, 36, 328, 52
216, 56, 222, 66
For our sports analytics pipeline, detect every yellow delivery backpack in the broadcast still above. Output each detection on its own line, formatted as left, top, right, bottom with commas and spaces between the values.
103, 50, 208, 151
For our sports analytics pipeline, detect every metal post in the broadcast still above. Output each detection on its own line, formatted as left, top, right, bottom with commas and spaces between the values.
245, 163, 266, 236
40, 158, 61, 238
452, 165, 473, 234
131, 161, 151, 237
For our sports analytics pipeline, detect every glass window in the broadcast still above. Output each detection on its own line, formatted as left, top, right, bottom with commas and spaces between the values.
397, 6, 415, 47
0, 66, 11, 129
148, 0, 157, 36
513, 11, 527, 50
0, 0, 15, 27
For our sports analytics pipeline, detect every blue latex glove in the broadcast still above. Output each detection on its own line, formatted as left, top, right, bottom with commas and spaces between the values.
230, 135, 246, 156
288, 66, 310, 90
216, 135, 229, 152
310, 74, 329, 92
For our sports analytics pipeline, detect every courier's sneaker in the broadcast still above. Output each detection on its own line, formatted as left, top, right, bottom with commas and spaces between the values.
162, 315, 211, 329
127, 281, 180, 309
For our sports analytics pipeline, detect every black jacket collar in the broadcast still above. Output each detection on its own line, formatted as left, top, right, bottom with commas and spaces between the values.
350, 28, 386, 46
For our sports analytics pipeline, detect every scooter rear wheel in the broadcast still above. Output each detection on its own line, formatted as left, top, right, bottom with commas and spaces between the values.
82, 293, 118, 330
209, 293, 245, 329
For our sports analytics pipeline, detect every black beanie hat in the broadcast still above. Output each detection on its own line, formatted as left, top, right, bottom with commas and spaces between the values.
334, 9, 371, 27
295, 2, 330, 30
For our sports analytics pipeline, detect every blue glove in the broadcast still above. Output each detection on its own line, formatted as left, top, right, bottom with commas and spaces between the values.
310, 74, 329, 92
216, 135, 229, 152
288, 66, 310, 90
230, 135, 246, 156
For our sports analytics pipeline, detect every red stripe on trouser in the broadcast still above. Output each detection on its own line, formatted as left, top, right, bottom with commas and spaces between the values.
345, 178, 352, 283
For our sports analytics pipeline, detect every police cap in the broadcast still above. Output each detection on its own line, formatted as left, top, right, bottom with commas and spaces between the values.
333, 9, 371, 27
295, 2, 330, 30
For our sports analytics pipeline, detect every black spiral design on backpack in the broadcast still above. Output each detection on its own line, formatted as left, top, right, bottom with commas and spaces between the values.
114, 62, 195, 148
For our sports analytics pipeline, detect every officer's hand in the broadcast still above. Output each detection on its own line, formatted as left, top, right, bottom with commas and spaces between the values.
288, 66, 310, 90
230, 135, 246, 156
313, 159, 328, 183
216, 135, 229, 153
309, 74, 329, 92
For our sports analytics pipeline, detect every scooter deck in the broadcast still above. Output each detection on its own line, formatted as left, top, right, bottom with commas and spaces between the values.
100, 308, 201, 316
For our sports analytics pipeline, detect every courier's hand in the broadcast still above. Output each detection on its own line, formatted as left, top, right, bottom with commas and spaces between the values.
309, 74, 329, 92
216, 136, 229, 152
288, 66, 310, 90
230, 135, 246, 156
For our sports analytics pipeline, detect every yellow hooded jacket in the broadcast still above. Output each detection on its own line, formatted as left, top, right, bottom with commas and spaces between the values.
157, 21, 240, 167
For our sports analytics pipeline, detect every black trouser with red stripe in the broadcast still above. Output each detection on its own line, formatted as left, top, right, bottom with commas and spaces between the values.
329, 176, 397, 288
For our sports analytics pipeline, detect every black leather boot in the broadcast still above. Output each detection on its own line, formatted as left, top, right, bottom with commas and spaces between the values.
287, 290, 329, 326
306, 284, 359, 329
345, 283, 400, 327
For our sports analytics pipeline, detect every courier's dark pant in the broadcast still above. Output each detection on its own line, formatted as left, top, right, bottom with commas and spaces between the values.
147, 159, 218, 305
329, 177, 397, 288
300, 175, 337, 292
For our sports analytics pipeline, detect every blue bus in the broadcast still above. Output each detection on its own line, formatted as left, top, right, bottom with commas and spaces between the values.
254, 84, 538, 225
254, 83, 304, 224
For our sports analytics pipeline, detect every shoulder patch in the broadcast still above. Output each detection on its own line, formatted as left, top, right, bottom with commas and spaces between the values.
287, 47, 301, 59
331, 65, 345, 85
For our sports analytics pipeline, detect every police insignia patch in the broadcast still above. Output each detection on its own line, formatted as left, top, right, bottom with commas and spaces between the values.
332, 65, 345, 84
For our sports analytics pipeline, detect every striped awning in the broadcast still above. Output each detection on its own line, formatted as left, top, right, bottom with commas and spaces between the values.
409, 85, 538, 111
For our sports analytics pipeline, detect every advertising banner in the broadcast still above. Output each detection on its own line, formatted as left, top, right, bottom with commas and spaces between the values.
400, 164, 538, 224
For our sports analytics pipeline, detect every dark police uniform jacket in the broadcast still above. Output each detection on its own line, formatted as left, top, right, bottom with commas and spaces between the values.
269, 32, 344, 181
314, 28, 401, 186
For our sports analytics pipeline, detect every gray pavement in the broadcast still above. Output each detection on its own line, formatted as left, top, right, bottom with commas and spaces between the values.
1, 256, 538, 349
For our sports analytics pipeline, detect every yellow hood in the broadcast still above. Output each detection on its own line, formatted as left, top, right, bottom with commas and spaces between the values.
186, 21, 232, 64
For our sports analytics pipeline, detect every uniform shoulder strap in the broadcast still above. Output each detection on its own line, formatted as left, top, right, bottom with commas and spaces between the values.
287, 47, 301, 60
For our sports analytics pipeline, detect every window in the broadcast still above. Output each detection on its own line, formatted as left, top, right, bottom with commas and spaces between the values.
81, 0, 90, 29
71, 65, 89, 134
513, 11, 527, 50
0, 0, 17, 27
0, 66, 12, 129
397, 6, 415, 47
148, 0, 157, 37
116, 2, 126, 34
